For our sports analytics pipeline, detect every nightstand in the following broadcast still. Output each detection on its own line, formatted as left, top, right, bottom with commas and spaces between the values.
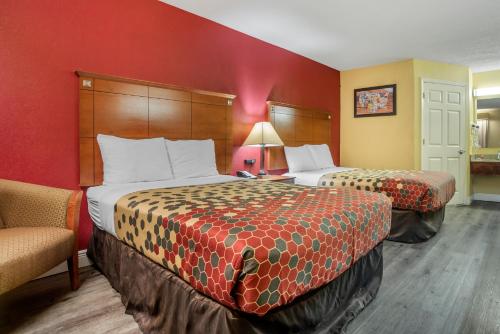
256, 175, 296, 184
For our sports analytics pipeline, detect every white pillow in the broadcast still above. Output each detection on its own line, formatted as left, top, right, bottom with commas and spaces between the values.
307, 144, 336, 169
284, 146, 317, 173
97, 135, 173, 185
165, 139, 219, 179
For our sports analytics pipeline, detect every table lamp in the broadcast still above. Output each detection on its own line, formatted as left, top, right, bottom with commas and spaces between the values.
243, 122, 284, 175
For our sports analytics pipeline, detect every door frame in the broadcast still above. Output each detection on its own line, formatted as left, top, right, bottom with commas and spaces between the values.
420, 78, 469, 205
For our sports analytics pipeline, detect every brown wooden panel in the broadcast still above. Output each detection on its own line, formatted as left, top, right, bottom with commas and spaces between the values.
79, 138, 94, 186
149, 87, 191, 101
267, 101, 331, 171
470, 162, 500, 175
268, 147, 288, 170
192, 103, 226, 139
94, 79, 148, 96
313, 118, 331, 144
314, 111, 331, 120
214, 139, 226, 174
79, 90, 94, 138
272, 113, 295, 141
149, 99, 191, 139
295, 109, 313, 118
78, 71, 235, 185
225, 107, 233, 174
192, 93, 229, 106
295, 116, 313, 142
272, 105, 295, 116
94, 92, 148, 137
94, 140, 103, 185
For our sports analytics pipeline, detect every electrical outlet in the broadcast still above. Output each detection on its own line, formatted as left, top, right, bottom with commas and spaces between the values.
244, 159, 256, 165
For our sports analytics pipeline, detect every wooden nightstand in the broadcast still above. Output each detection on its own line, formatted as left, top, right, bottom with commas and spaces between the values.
256, 175, 296, 184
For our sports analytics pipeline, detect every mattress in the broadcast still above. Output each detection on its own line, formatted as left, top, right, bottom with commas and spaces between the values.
284, 167, 354, 186
111, 180, 392, 315
86, 175, 239, 236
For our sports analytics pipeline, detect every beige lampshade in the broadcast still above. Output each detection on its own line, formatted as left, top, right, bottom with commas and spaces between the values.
243, 122, 284, 147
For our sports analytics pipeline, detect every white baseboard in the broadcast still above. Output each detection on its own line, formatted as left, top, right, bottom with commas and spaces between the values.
36, 249, 92, 280
472, 193, 500, 203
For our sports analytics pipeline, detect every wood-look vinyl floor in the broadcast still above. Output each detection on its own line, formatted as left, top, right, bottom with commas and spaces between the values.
1, 201, 499, 334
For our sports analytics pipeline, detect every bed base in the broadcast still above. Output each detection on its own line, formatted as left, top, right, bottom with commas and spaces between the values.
87, 227, 383, 334
387, 207, 445, 243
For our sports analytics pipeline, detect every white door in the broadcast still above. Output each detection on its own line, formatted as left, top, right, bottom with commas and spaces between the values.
421, 80, 467, 205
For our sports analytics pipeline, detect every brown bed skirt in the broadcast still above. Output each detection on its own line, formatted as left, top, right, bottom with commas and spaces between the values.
387, 207, 446, 243
87, 227, 384, 334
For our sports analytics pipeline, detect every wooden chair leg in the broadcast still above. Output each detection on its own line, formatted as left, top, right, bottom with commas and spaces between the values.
67, 252, 80, 290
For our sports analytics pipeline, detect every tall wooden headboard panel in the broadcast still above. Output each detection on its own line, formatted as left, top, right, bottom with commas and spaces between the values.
78, 71, 235, 186
267, 101, 332, 170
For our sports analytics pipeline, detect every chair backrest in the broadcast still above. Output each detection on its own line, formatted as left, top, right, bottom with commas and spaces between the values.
0, 179, 73, 229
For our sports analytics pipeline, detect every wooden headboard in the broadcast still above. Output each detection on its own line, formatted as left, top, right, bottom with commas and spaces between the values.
78, 71, 235, 186
267, 101, 332, 170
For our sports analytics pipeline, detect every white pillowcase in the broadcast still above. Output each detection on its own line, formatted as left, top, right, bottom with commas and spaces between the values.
97, 135, 173, 185
307, 144, 336, 169
284, 146, 317, 173
165, 139, 219, 179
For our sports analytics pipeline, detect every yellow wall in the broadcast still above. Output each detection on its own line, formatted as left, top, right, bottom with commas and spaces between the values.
473, 69, 500, 88
412, 60, 470, 168
340, 60, 415, 169
340, 59, 469, 170
471, 70, 500, 195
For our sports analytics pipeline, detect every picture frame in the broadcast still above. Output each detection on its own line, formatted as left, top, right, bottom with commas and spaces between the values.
354, 84, 397, 118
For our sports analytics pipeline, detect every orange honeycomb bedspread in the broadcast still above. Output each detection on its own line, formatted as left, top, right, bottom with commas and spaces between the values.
113, 180, 391, 315
318, 169, 455, 212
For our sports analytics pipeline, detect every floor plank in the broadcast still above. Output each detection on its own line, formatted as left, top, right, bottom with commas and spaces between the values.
0, 201, 499, 334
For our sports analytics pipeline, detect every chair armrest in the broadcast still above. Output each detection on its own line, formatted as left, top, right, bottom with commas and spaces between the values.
0, 179, 82, 231
66, 190, 83, 234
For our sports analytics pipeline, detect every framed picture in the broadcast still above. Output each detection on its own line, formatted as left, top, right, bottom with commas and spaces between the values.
354, 84, 396, 117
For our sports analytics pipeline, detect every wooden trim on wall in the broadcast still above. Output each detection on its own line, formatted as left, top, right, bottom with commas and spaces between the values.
76, 71, 236, 99
77, 71, 235, 186
267, 101, 332, 171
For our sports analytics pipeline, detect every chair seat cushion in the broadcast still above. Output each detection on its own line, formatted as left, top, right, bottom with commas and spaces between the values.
0, 227, 74, 294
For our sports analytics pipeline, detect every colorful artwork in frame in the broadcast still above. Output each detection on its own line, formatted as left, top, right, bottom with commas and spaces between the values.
354, 84, 396, 117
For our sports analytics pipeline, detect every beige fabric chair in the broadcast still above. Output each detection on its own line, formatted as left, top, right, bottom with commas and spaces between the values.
0, 179, 82, 295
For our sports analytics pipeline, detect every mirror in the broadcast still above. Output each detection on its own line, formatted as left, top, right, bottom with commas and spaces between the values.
474, 97, 500, 148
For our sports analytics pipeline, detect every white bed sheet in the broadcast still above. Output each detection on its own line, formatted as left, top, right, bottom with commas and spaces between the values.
284, 167, 354, 186
87, 175, 240, 237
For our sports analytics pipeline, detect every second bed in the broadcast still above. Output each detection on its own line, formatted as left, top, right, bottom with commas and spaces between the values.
284, 165, 455, 243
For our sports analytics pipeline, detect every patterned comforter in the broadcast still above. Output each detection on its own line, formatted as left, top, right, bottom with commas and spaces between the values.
318, 169, 455, 212
113, 180, 391, 315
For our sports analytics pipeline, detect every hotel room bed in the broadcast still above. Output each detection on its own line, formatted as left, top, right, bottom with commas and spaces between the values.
87, 177, 392, 333
267, 100, 456, 244
78, 74, 392, 334
284, 167, 455, 243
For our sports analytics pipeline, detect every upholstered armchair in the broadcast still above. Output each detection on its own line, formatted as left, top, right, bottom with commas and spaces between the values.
0, 179, 83, 295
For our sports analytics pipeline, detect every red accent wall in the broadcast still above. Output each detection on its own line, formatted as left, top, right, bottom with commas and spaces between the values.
0, 0, 340, 249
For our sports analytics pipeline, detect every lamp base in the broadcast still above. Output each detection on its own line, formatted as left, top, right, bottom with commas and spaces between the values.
259, 144, 266, 176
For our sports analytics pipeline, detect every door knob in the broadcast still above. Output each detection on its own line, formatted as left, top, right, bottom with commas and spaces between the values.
458, 149, 465, 155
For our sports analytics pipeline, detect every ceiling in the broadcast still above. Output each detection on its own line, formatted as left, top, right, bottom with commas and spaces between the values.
161, 0, 500, 72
